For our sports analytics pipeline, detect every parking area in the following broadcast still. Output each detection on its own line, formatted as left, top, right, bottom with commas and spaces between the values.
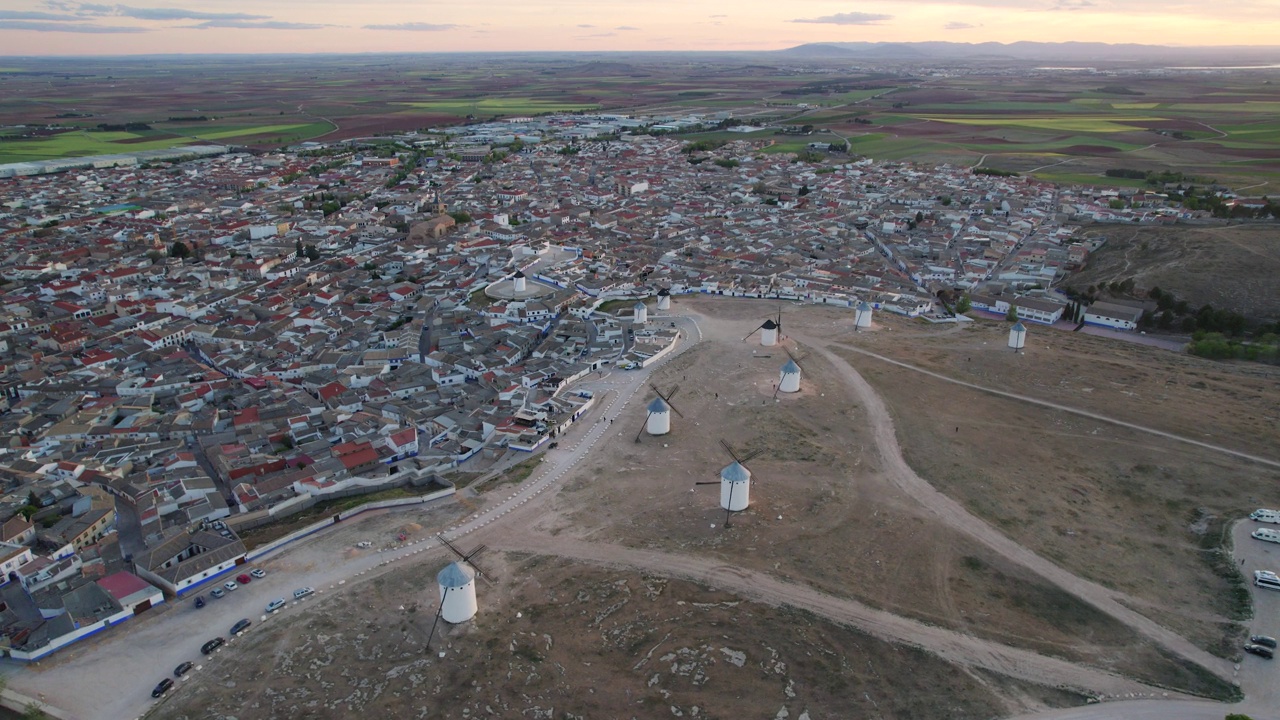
1234, 516, 1280, 704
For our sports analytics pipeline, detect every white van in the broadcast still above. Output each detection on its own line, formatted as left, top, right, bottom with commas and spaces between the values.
1252, 528, 1280, 544
1250, 509, 1280, 524
1256, 571, 1280, 592
293, 587, 315, 600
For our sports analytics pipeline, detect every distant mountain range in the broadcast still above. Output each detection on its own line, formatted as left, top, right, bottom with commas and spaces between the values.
778, 42, 1280, 64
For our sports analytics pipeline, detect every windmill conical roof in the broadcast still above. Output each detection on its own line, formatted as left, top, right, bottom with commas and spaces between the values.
721, 461, 751, 483
437, 561, 476, 588
781, 359, 800, 374
647, 397, 670, 413
658, 288, 670, 296
762, 319, 778, 329
634, 302, 646, 309
1012, 320, 1026, 332
858, 301, 872, 311
514, 270, 526, 278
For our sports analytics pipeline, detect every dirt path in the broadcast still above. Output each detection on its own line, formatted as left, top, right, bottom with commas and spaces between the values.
800, 336, 1238, 680
828, 340, 1279, 470
492, 534, 1174, 700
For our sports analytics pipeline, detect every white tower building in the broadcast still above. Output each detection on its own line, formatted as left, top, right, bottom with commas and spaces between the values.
656, 288, 671, 311
1008, 320, 1027, 352
633, 302, 648, 324
760, 318, 778, 347
437, 562, 478, 623
855, 301, 873, 330
513, 270, 527, 293
720, 461, 751, 512
779, 359, 801, 393
646, 396, 672, 435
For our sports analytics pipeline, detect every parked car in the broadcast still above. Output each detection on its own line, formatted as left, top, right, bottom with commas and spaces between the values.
266, 598, 286, 613
1252, 528, 1280, 544
1257, 570, 1280, 591
293, 587, 315, 600
1250, 508, 1280, 524
355, 541, 372, 549
209, 588, 225, 599
250, 568, 266, 579
151, 678, 174, 698
173, 661, 194, 677
235, 573, 251, 585
1251, 635, 1278, 649
1244, 644, 1274, 659
201, 637, 224, 655
223, 581, 238, 591
229, 618, 251, 635
194, 595, 205, 608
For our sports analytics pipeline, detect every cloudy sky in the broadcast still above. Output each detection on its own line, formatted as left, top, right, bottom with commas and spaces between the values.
0, 0, 1274, 55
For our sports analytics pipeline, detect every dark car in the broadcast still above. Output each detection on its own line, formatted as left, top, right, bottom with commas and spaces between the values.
151, 678, 174, 698
200, 637, 224, 655
1251, 635, 1278, 649
174, 661, 194, 677
229, 618, 251, 635
1244, 643, 1275, 659
194, 595, 205, 609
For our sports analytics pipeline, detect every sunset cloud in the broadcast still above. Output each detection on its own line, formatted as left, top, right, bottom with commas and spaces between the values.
792, 12, 893, 25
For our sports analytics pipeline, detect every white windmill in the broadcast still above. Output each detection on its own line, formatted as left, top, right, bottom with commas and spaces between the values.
656, 288, 671, 311
513, 269, 527, 293
744, 307, 782, 347
633, 301, 648, 325
695, 440, 766, 528
425, 535, 494, 649
854, 301, 873, 331
1008, 320, 1027, 352
776, 348, 805, 396
636, 384, 684, 441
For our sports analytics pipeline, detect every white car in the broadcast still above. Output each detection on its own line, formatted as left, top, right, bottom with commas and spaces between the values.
266, 598, 286, 613
293, 587, 315, 600
250, 568, 267, 579
1251, 509, 1280, 524
1256, 570, 1280, 591
1252, 528, 1280, 544
355, 541, 372, 549
223, 581, 238, 591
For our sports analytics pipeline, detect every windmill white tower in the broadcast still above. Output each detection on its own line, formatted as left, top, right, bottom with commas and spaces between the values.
1008, 320, 1027, 352
744, 307, 782, 347
637, 384, 684, 441
696, 440, 765, 528
425, 536, 496, 649
633, 302, 648, 324
656, 288, 671, 311
855, 301, 873, 330
513, 270, 527, 293
436, 562, 478, 623
779, 358, 801, 394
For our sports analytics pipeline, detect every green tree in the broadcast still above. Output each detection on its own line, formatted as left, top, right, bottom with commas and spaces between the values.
303, 245, 320, 261
1005, 305, 1019, 322
145, 249, 164, 265
169, 241, 190, 260
954, 295, 971, 314
23, 701, 49, 720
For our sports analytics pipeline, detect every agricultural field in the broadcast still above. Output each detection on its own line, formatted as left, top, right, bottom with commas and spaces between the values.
1, 55, 1279, 187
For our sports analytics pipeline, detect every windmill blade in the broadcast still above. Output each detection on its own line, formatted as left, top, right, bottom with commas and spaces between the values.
694, 480, 719, 485
742, 322, 766, 342
772, 384, 782, 401
667, 400, 685, 418
437, 533, 465, 560
739, 448, 765, 464
719, 439, 742, 464
463, 544, 488, 562
636, 412, 654, 442
425, 586, 449, 651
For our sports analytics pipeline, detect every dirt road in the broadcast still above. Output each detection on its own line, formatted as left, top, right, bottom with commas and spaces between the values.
493, 534, 1174, 700
801, 336, 1236, 682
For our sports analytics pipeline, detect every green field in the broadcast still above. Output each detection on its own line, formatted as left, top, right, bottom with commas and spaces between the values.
1030, 171, 1152, 188
0, 121, 334, 163
393, 98, 599, 115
